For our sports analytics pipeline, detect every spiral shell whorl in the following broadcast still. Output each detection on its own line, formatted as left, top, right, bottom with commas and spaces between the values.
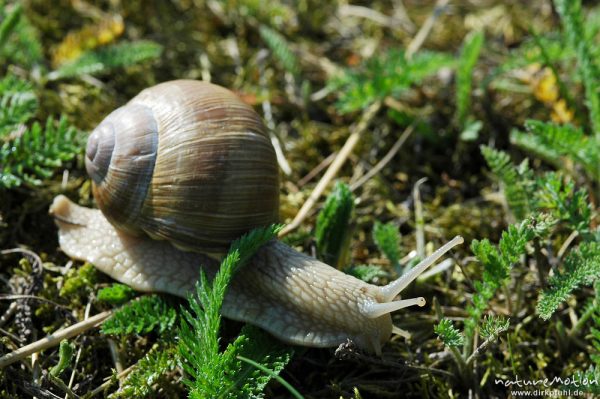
86, 103, 158, 236
87, 80, 279, 253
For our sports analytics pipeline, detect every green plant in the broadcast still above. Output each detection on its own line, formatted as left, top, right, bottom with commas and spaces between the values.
435, 318, 464, 347
46, 340, 76, 398
178, 225, 297, 398
315, 181, 354, 268
327, 49, 455, 113
537, 243, 600, 319
478, 0, 599, 332
110, 343, 178, 398
47, 40, 162, 81
0, 2, 42, 67
0, 2, 21, 50
480, 145, 535, 221
433, 214, 553, 383
1, 115, 82, 189
259, 25, 300, 78
0, 74, 37, 138
511, 120, 600, 185
456, 30, 484, 127
466, 215, 551, 349
372, 221, 402, 271
50, 340, 75, 378
554, 0, 600, 136
101, 295, 177, 336
97, 283, 137, 306
482, 147, 595, 319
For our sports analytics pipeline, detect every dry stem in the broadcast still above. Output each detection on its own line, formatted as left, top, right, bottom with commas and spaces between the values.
278, 100, 381, 237
0, 310, 111, 368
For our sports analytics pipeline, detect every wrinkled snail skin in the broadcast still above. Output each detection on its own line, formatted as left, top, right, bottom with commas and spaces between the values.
50, 80, 464, 355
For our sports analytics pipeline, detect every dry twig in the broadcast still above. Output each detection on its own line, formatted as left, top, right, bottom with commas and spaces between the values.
406, 0, 450, 59
0, 310, 111, 368
279, 100, 382, 237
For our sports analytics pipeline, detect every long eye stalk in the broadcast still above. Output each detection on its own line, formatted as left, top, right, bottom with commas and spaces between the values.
380, 235, 464, 303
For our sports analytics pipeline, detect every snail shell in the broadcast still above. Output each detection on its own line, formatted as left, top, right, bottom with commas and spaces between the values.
51, 80, 464, 354
85, 80, 279, 253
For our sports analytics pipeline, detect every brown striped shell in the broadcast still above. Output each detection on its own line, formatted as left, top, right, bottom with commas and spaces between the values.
85, 80, 279, 254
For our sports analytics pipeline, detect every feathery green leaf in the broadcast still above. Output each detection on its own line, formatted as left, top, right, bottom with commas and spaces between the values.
537, 242, 600, 320
435, 318, 465, 347
259, 25, 300, 77
481, 145, 535, 220
511, 120, 600, 182
554, 0, 600, 137
1, 116, 82, 189
328, 49, 455, 113
102, 295, 177, 336
466, 215, 551, 345
49, 40, 162, 80
178, 225, 292, 398
110, 344, 178, 398
480, 315, 509, 340
0, 73, 37, 139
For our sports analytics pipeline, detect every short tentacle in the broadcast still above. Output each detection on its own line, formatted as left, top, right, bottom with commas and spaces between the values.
391, 325, 411, 339
379, 235, 464, 302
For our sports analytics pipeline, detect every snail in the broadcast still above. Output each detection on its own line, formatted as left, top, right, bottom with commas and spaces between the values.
49, 80, 463, 355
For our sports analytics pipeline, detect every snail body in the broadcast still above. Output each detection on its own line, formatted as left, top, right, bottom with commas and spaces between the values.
50, 80, 463, 355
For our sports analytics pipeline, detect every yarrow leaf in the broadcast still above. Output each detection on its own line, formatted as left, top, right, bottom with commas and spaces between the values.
102, 295, 177, 336
435, 318, 465, 347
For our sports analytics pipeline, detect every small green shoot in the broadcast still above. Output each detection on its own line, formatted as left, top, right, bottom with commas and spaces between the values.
435, 319, 464, 347
315, 181, 354, 268
372, 221, 402, 271
50, 340, 74, 377
456, 30, 484, 126
0, 1, 42, 67
0, 2, 21, 50
480, 315, 510, 340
